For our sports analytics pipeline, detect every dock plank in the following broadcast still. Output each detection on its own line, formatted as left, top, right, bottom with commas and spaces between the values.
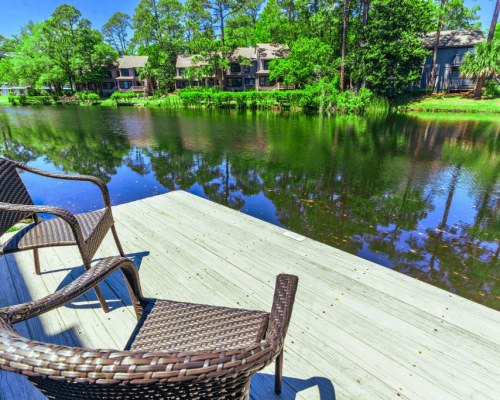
0, 191, 498, 400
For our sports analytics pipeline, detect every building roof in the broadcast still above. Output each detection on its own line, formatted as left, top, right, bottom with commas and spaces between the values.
230, 47, 256, 61
422, 29, 485, 49
176, 55, 210, 68
175, 44, 288, 69
118, 56, 149, 69
256, 43, 289, 59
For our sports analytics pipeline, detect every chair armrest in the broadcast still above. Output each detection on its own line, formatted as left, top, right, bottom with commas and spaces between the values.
12, 161, 111, 208
265, 274, 299, 347
0, 257, 144, 323
0, 202, 85, 245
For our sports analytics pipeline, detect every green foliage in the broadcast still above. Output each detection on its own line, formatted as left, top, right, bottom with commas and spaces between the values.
270, 38, 335, 87
10, 95, 55, 105
335, 88, 373, 114
353, 0, 435, 96
102, 12, 131, 55
442, 0, 481, 30
132, 0, 184, 89
483, 80, 500, 98
110, 91, 139, 104
76, 91, 101, 104
461, 40, 500, 81
7, 93, 17, 105
175, 86, 384, 114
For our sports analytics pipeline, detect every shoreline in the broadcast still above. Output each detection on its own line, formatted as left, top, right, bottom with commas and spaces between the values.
2, 96, 500, 115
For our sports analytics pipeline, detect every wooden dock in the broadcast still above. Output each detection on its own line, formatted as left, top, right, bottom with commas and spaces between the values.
1, 191, 499, 399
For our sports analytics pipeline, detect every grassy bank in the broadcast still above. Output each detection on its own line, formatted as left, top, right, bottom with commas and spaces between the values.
396, 95, 500, 113
0, 96, 9, 106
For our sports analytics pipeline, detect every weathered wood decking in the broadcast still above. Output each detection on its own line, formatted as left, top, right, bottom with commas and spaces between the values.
0, 191, 499, 399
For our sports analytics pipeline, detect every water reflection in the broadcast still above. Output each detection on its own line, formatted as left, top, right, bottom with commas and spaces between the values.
0, 107, 498, 309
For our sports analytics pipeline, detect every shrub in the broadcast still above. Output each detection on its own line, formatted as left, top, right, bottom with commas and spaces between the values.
110, 91, 138, 104
483, 80, 500, 98
334, 88, 374, 114
7, 93, 17, 105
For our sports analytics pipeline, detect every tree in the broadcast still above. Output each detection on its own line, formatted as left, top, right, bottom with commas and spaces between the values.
428, 0, 447, 90
198, 0, 251, 47
356, 0, 434, 96
102, 12, 131, 55
38, 5, 116, 91
269, 37, 334, 87
442, 0, 480, 30
428, 0, 481, 90
340, 0, 350, 92
0, 35, 10, 60
464, 0, 500, 97
460, 39, 500, 97
132, 0, 184, 89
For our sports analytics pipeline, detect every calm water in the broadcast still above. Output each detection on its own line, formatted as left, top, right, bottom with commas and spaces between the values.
0, 106, 499, 309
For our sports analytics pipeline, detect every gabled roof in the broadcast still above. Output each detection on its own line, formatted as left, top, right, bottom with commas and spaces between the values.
176, 55, 210, 68
230, 47, 256, 61
422, 29, 485, 49
256, 43, 289, 59
118, 56, 149, 69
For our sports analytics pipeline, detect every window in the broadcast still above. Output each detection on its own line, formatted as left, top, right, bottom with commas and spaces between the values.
259, 76, 275, 86
119, 81, 132, 89
243, 65, 251, 73
244, 78, 255, 85
263, 60, 270, 70
134, 69, 140, 76
121, 69, 130, 76
102, 82, 115, 90
178, 68, 184, 76
175, 80, 182, 89
116, 70, 120, 77
208, 79, 215, 87
230, 63, 240, 73
227, 78, 242, 88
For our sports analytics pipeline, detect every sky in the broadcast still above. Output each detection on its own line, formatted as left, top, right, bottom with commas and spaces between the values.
0, 0, 497, 38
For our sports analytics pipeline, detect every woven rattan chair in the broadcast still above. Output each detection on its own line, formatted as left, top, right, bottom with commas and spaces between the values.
0, 157, 125, 313
0, 256, 298, 399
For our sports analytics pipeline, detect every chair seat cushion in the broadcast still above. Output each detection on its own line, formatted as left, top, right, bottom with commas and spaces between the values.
126, 299, 270, 353
0, 209, 107, 254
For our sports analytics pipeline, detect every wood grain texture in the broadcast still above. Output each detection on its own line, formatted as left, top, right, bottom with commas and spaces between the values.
1, 191, 498, 400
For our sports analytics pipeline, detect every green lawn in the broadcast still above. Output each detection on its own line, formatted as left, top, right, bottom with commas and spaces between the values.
398, 95, 500, 113
0, 96, 10, 106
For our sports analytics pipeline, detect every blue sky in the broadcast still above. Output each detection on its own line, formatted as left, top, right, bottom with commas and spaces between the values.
0, 0, 496, 38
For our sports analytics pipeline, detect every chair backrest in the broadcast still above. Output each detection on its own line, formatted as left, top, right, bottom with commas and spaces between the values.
0, 158, 35, 237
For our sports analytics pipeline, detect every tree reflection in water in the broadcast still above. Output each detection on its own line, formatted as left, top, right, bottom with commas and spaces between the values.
0, 108, 498, 309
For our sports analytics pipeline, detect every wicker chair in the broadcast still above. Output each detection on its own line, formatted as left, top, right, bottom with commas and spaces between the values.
0, 256, 299, 400
0, 157, 125, 313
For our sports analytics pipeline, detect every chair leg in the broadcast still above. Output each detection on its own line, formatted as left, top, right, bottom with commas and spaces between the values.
84, 262, 110, 313
111, 224, 125, 257
275, 349, 283, 395
34, 249, 41, 275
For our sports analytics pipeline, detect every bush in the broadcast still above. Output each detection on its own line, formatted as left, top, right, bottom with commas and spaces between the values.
7, 93, 17, 105
110, 91, 139, 104
178, 86, 219, 93
483, 80, 500, 98
334, 88, 374, 114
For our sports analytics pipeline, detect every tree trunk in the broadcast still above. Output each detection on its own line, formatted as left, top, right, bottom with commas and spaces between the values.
428, 0, 447, 91
472, 0, 499, 98
362, 0, 370, 26
340, 0, 349, 92
487, 0, 500, 41
219, 4, 225, 47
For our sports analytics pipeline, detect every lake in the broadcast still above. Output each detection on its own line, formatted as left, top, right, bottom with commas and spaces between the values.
0, 106, 498, 309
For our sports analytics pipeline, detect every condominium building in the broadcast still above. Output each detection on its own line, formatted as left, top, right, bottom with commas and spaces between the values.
175, 44, 289, 91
